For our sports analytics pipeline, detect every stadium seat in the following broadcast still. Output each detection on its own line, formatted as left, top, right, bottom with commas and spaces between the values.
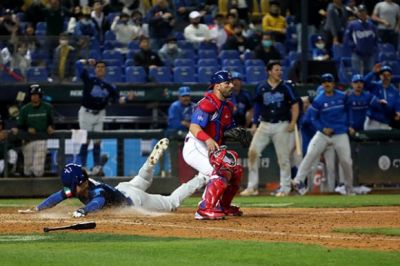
125, 66, 146, 83
274, 42, 286, 57
27, 67, 48, 82
106, 12, 119, 24
223, 65, 244, 76
203, 14, 214, 25
222, 59, 243, 67
125, 59, 135, 66
198, 66, 219, 83
105, 30, 116, 41
180, 49, 196, 59
379, 43, 396, 54
89, 49, 102, 60
102, 50, 124, 64
199, 42, 218, 51
177, 40, 194, 50
243, 50, 254, 60
378, 52, 396, 62
128, 40, 139, 50
246, 66, 267, 84
219, 50, 240, 60
36, 22, 47, 32
332, 44, 343, 62
174, 58, 195, 67
127, 49, 139, 59
198, 49, 218, 59
173, 66, 196, 83
198, 58, 219, 67
149, 66, 172, 83
105, 66, 123, 83
244, 59, 265, 67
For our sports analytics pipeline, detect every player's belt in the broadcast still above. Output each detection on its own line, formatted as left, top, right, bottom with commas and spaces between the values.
84, 108, 101, 115
262, 119, 287, 124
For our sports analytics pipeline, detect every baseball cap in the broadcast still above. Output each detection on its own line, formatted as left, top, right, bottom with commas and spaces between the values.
189, 11, 201, 19
380, 65, 392, 74
321, 73, 335, 83
178, 86, 191, 96
351, 74, 364, 83
231, 71, 242, 80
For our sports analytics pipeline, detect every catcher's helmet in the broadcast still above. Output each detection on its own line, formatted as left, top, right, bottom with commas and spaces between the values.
209, 70, 232, 88
61, 164, 87, 191
209, 147, 239, 172
29, 84, 43, 96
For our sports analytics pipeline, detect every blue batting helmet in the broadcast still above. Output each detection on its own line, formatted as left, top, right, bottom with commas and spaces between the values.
321, 73, 335, 83
209, 70, 232, 87
61, 163, 87, 191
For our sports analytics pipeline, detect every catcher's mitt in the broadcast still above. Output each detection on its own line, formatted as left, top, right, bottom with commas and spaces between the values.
224, 127, 252, 147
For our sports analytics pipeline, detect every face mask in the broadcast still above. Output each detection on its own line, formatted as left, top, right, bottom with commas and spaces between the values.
316, 43, 325, 49
167, 43, 177, 50
59, 40, 68, 46
262, 40, 272, 48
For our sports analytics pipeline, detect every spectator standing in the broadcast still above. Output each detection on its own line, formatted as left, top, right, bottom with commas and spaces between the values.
184, 11, 211, 48
344, 4, 378, 75
253, 31, 282, 66
158, 36, 183, 66
363, 64, 400, 129
147, 0, 175, 49
75, 58, 132, 175
0, 9, 19, 47
372, 0, 400, 50
11, 84, 54, 177
0, 117, 18, 176
52, 33, 76, 83
166, 86, 195, 138
262, 1, 287, 43
323, 0, 348, 52
134, 36, 164, 73
74, 6, 97, 39
230, 71, 253, 128
241, 61, 299, 197
111, 12, 142, 47
172, 0, 202, 31
45, 0, 69, 52
91, 0, 110, 44
10, 42, 31, 78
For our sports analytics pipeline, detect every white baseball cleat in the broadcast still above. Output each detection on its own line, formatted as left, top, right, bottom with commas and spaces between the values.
149, 138, 169, 166
240, 188, 259, 196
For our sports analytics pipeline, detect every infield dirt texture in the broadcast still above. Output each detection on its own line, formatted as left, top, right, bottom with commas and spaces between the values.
0, 203, 399, 251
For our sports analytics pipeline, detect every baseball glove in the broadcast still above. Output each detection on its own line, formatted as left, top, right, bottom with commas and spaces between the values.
224, 127, 252, 147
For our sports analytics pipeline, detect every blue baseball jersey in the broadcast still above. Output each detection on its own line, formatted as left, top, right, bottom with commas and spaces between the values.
167, 100, 196, 130
36, 179, 132, 214
76, 60, 120, 111
364, 72, 399, 124
191, 92, 235, 145
253, 80, 298, 124
310, 90, 348, 134
347, 90, 379, 131
230, 88, 253, 127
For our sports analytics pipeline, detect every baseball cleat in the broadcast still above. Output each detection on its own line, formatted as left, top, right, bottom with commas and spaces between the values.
271, 187, 290, 197
240, 188, 259, 196
195, 209, 226, 220
291, 180, 307, 196
223, 205, 243, 216
149, 138, 169, 166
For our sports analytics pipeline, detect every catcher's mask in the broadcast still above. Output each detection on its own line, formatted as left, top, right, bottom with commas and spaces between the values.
61, 163, 88, 192
209, 146, 239, 172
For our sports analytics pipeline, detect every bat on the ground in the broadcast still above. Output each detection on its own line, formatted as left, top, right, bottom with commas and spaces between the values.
43, 222, 96, 233
294, 124, 302, 156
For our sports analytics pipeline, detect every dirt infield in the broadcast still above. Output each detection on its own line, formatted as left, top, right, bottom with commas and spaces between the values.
1, 206, 400, 251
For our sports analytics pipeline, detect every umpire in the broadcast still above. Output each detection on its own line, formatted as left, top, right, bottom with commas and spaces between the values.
241, 61, 299, 197
75, 59, 132, 174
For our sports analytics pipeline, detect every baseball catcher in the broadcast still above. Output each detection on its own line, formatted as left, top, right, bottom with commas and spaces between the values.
195, 146, 243, 220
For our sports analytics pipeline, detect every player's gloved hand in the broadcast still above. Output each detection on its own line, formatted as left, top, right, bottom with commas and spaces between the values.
72, 208, 86, 218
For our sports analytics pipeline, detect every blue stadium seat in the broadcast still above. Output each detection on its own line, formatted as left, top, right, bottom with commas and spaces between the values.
106, 12, 119, 24
219, 50, 240, 60
203, 14, 214, 25
223, 66, 244, 76
125, 59, 135, 66
332, 44, 343, 62
222, 59, 243, 67
173, 66, 196, 83
128, 40, 139, 50
0, 68, 24, 83
246, 66, 267, 84
125, 66, 146, 83
378, 52, 396, 62
102, 50, 124, 64
149, 66, 172, 83
30, 49, 49, 64
36, 22, 47, 32
199, 42, 218, 51
105, 30, 116, 41
127, 49, 139, 59
89, 49, 102, 60
244, 59, 265, 67
198, 58, 219, 67
198, 49, 217, 59
105, 66, 123, 83
243, 50, 254, 60
27, 67, 48, 82
379, 43, 396, 53
177, 40, 194, 50
180, 49, 196, 59
198, 66, 219, 83
274, 42, 286, 57
174, 58, 195, 67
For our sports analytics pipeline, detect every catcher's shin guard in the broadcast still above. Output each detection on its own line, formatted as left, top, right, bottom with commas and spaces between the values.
220, 165, 243, 216
195, 176, 227, 220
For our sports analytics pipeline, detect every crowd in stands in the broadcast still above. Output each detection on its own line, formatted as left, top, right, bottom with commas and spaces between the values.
1, 0, 400, 84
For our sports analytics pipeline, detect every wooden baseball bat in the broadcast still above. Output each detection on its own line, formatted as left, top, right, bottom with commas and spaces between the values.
294, 124, 302, 156
43, 222, 96, 233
